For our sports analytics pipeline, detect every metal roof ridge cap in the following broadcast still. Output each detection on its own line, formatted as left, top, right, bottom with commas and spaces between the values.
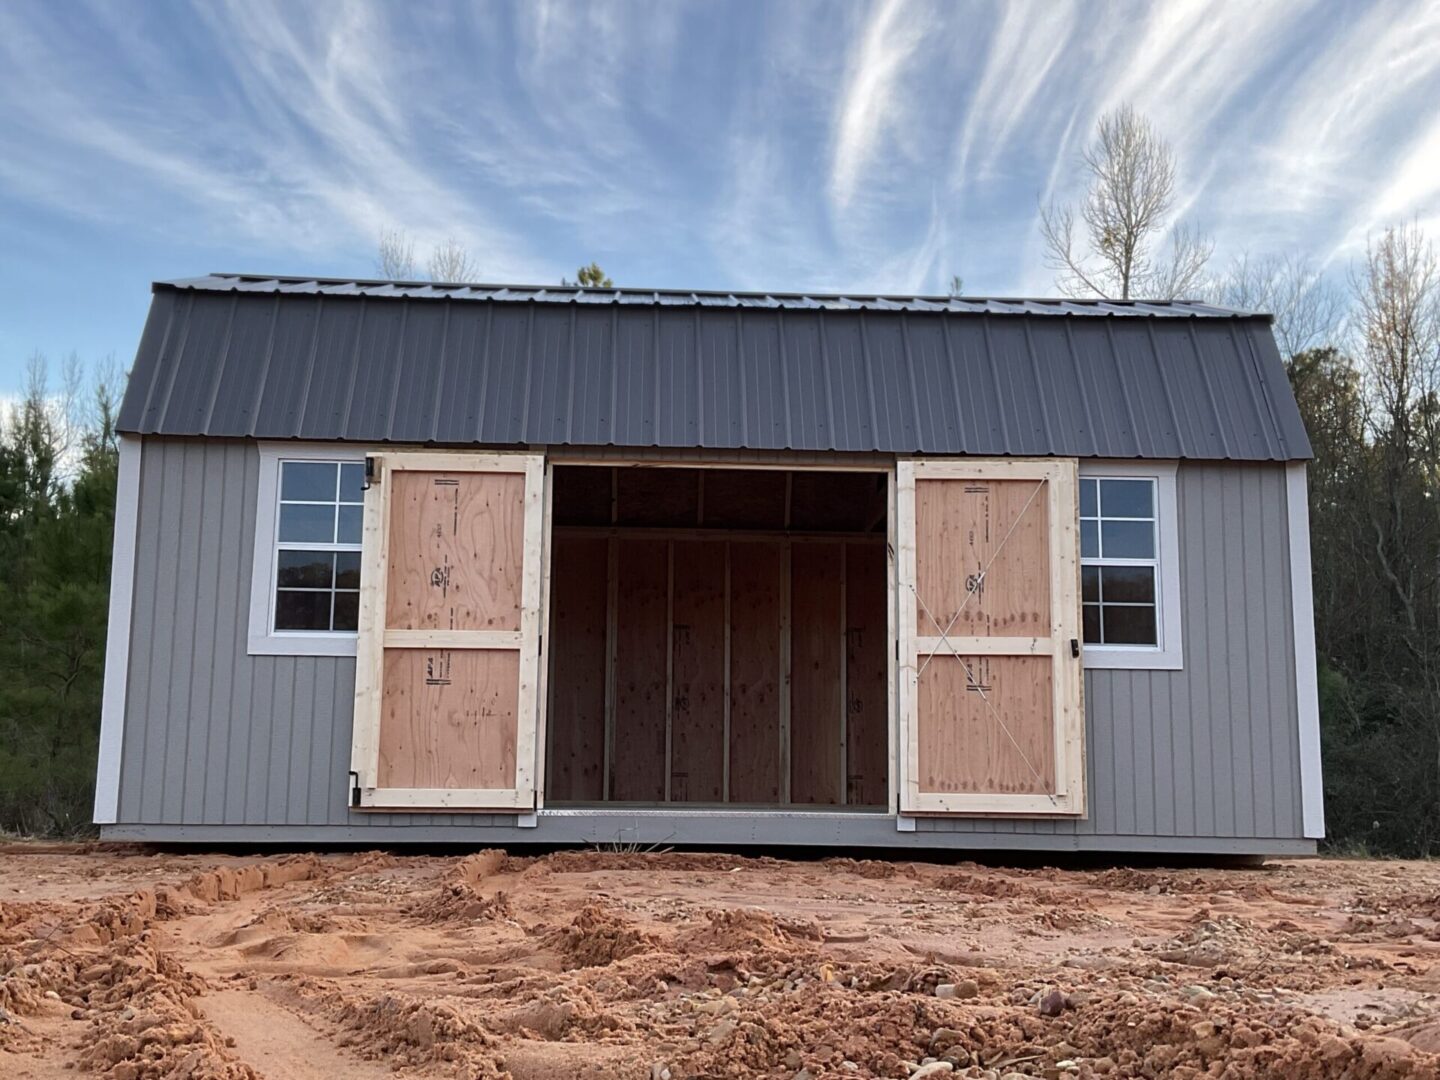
147, 274, 1268, 318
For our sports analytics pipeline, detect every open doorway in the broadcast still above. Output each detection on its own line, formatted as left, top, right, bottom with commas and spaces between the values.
545, 464, 891, 809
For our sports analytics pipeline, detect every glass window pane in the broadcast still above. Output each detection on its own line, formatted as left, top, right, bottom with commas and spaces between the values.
335, 551, 361, 590
1082, 565, 1100, 603
1101, 520, 1154, 559
333, 591, 359, 631
1080, 478, 1098, 518
1082, 604, 1101, 643
1100, 565, 1155, 604
339, 463, 365, 504
1081, 519, 1099, 559
275, 589, 332, 631
1102, 604, 1157, 645
337, 504, 363, 545
1100, 478, 1153, 519
277, 550, 334, 589
281, 461, 338, 502
278, 503, 336, 543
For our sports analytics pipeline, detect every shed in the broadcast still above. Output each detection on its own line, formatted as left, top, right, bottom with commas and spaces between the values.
94, 273, 1323, 854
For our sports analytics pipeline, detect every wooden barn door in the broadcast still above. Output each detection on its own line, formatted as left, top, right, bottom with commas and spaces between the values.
896, 458, 1085, 816
350, 452, 547, 810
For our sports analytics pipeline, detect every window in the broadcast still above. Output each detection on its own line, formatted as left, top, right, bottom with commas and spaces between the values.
274, 461, 364, 631
1079, 463, 1182, 670
249, 445, 367, 656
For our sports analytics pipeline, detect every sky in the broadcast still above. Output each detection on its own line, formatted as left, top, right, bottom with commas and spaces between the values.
1, 0, 1439, 394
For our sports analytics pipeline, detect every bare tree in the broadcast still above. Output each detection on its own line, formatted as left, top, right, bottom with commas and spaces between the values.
427, 238, 476, 283
1210, 252, 1345, 360
947, 274, 964, 298
376, 227, 417, 280
1352, 224, 1440, 642
1040, 104, 1212, 300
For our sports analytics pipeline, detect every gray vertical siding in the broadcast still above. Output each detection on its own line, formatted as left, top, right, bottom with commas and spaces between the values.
113, 438, 1303, 844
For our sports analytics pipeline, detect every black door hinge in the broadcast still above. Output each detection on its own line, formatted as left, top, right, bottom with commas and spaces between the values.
1071, 638, 1080, 658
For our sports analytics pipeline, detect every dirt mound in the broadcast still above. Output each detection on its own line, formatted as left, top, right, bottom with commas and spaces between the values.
933, 868, 1050, 901
821, 857, 901, 879
1090, 866, 1278, 900
314, 986, 511, 1077
407, 850, 514, 924
525, 850, 764, 875
544, 904, 661, 969
676, 907, 822, 956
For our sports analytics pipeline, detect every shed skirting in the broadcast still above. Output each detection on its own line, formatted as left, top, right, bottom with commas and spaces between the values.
100, 816, 1316, 856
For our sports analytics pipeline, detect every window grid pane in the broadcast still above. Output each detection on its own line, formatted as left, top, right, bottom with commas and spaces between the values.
274, 460, 363, 634
1080, 476, 1159, 648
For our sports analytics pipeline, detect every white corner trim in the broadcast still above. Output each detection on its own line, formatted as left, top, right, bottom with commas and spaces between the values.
247, 442, 367, 658
1079, 461, 1183, 670
895, 814, 917, 832
1287, 462, 1325, 839
94, 434, 143, 824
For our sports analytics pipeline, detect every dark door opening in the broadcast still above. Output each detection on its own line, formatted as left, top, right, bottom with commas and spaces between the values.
545, 464, 890, 809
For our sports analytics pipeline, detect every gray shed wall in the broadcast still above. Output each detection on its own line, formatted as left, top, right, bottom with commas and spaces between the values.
107, 437, 1306, 851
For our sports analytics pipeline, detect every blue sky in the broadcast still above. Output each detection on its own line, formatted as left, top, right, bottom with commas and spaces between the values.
2, 0, 1439, 394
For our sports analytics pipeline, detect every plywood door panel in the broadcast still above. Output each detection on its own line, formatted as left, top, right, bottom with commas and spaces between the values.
611, 538, 670, 801
789, 542, 843, 804
728, 541, 783, 804
670, 541, 727, 802
351, 453, 545, 811
916, 654, 1054, 794
385, 470, 525, 631
898, 458, 1083, 817
546, 536, 608, 801
377, 649, 519, 789
914, 478, 1049, 638
845, 541, 890, 807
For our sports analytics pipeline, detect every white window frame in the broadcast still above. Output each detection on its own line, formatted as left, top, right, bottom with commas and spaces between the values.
248, 443, 369, 657
1078, 461, 1182, 671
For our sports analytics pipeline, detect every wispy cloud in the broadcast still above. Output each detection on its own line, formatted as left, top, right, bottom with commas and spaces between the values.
828, 0, 929, 213
1, 0, 1439, 388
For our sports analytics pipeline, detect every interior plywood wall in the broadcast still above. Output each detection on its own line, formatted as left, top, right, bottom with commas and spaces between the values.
546, 531, 889, 807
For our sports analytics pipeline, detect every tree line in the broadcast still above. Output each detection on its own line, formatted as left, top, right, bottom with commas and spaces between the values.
0, 358, 120, 835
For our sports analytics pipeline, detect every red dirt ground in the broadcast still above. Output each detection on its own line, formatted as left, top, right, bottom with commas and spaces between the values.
4, 846, 1440, 1078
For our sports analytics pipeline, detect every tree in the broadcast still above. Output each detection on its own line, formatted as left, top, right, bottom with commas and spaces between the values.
563, 262, 614, 289
1209, 253, 1345, 361
376, 229, 477, 283
376, 227, 417, 280
428, 238, 476, 283
1040, 104, 1212, 300
947, 274, 964, 298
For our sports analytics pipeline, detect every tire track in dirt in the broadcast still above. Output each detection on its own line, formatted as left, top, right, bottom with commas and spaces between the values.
200, 988, 399, 1080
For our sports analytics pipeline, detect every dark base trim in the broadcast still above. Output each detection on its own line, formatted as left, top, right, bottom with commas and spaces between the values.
101, 812, 1318, 856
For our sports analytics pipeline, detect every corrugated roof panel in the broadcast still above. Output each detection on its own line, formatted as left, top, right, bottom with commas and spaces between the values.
737, 311, 784, 448
205, 293, 273, 436
782, 312, 830, 451
116, 281, 1312, 460
256, 298, 325, 438
300, 298, 365, 439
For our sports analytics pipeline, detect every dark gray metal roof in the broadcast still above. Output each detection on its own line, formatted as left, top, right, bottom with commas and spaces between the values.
118, 274, 1311, 461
